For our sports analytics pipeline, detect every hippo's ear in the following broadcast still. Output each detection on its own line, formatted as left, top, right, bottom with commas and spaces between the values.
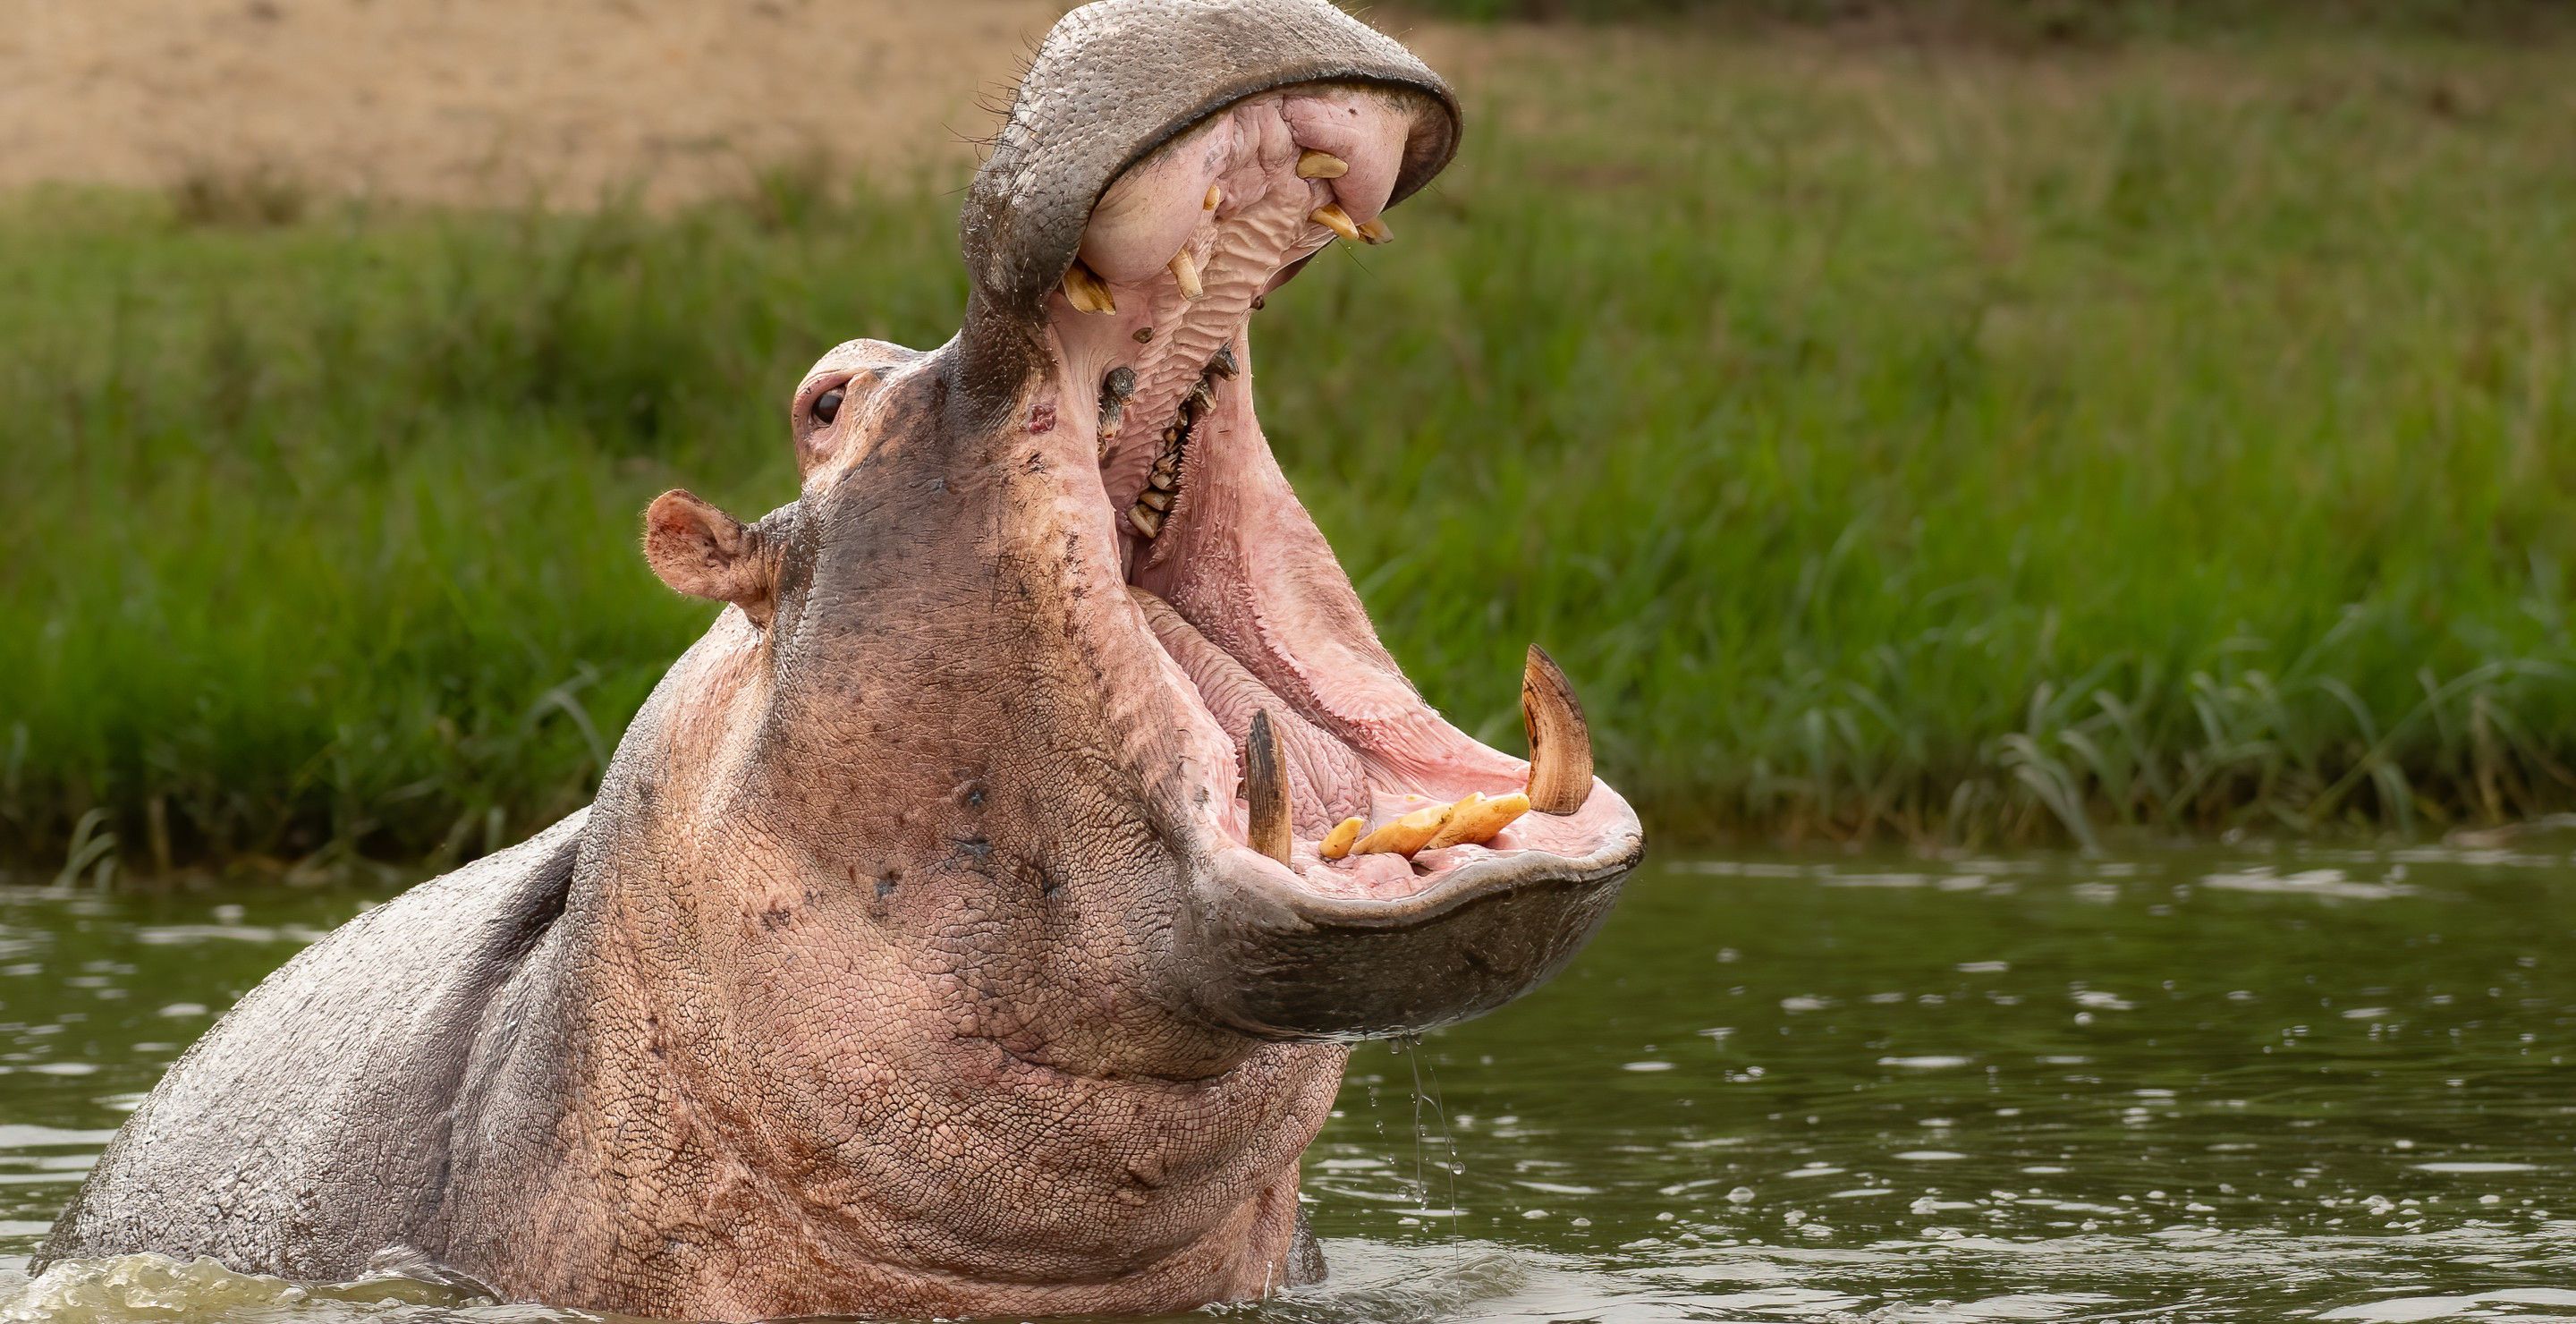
644, 490, 775, 627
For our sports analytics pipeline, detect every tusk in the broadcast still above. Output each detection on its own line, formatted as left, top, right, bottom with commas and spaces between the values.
1296, 149, 1350, 179
1169, 249, 1206, 301
1354, 801, 1452, 858
1309, 204, 1360, 242
1246, 709, 1292, 866
1424, 791, 1529, 851
1062, 260, 1117, 315
1522, 644, 1593, 815
1318, 815, 1363, 861
1356, 218, 1392, 245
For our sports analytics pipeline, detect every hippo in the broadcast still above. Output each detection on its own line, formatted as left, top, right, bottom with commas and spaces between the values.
37, 1, 1642, 1317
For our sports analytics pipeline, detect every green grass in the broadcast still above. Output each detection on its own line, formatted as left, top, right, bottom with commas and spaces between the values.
4, 32, 2574, 871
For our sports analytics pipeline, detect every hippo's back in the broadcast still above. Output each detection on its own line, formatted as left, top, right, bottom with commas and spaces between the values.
38, 809, 587, 1282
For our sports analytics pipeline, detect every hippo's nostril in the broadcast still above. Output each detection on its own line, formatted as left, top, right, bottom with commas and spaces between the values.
811, 387, 844, 424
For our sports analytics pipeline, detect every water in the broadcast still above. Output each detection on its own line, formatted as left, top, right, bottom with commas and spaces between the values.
6, 839, 2576, 1322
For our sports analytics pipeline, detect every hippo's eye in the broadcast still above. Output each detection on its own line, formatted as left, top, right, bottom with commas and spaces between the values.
811, 387, 845, 425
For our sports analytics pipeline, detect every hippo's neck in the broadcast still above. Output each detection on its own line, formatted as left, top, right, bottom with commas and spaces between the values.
434, 664, 1351, 1320
444, 890, 1346, 1320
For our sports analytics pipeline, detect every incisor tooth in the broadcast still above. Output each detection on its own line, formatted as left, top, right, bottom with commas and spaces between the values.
1522, 644, 1593, 814
1245, 709, 1292, 866
1169, 249, 1205, 302
1318, 816, 1363, 861
1062, 260, 1116, 316
1425, 792, 1530, 851
1354, 801, 1453, 858
1296, 149, 1350, 180
1419, 793, 1484, 849
1357, 218, 1392, 245
1309, 204, 1360, 242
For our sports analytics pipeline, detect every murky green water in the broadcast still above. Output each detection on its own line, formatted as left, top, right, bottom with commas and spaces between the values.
5, 841, 2576, 1322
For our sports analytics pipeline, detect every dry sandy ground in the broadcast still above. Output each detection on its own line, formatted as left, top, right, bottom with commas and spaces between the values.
0, 0, 1086, 203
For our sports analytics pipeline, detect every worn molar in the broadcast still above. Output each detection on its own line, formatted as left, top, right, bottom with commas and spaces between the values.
1097, 365, 1139, 446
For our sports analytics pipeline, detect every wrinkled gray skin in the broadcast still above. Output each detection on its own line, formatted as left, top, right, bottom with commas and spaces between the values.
39, 3, 1643, 1319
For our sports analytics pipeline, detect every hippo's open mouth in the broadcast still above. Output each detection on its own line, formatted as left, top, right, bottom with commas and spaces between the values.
1030, 83, 1640, 918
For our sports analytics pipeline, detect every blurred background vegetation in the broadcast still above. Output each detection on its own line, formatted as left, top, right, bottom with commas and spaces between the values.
3, 16, 2573, 878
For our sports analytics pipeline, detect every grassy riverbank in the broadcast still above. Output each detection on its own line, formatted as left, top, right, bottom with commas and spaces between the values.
4, 30, 2573, 871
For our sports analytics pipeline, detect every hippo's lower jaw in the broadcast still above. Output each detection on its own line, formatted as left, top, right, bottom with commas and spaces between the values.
1026, 79, 1646, 1040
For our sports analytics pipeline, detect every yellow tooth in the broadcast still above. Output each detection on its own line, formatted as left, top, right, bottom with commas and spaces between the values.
1309, 204, 1360, 242
1424, 792, 1530, 851
1204, 183, 1224, 210
1296, 149, 1350, 180
1417, 793, 1483, 851
1354, 801, 1453, 858
1169, 249, 1205, 302
1062, 260, 1117, 316
1138, 488, 1173, 513
1318, 816, 1364, 861
1129, 504, 1164, 538
1357, 218, 1392, 245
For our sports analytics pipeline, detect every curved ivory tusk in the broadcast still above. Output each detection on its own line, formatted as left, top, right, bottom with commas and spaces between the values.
1522, 644, 1592, 815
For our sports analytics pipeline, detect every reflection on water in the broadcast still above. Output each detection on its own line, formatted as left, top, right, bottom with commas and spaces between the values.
6, 839, 2576, 1321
